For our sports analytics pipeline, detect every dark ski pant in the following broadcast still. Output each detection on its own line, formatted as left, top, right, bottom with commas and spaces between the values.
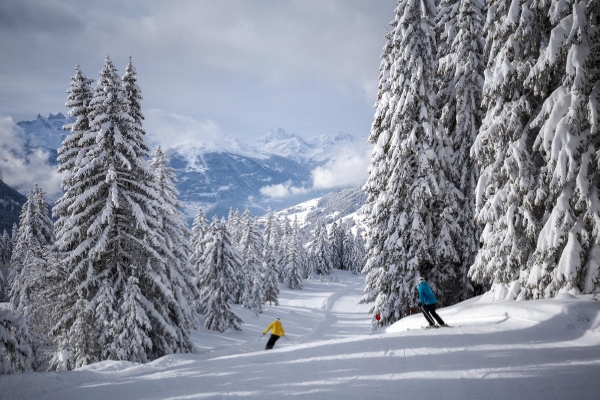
421, 303, 445, 326
265, 334, 280, 350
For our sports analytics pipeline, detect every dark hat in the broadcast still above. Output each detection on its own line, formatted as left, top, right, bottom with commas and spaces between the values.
275, 317, 280, 321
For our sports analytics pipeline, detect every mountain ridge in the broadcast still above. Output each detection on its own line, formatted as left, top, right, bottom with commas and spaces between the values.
11, 114, 366, 220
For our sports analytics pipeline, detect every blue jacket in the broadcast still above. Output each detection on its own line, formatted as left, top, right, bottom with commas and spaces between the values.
418, 281, 437, 305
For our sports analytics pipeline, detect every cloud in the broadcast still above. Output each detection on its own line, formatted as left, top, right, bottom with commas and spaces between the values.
144, 109, 221, 148
311, 143, 371, 190
0, 0, 396, 138
260, 181, 308, 200
0, 116, 63, 197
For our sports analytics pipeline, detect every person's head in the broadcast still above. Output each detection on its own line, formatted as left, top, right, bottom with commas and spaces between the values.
418, 276, 426, 284
275, 317, 281, 322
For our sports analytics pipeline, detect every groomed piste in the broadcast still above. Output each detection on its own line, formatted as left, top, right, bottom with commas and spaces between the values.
1, 270, 599, 399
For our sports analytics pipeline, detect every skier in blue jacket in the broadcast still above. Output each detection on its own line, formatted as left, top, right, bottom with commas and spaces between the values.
417, 276, 447, 327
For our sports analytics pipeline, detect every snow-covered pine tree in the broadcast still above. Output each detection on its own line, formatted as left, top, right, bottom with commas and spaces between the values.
239, 208, 264, 309
0, 230, 10, 301
521, 0, 600, 298
190, 206, 209, 271
1, 230, 11, 265
8, 186, 56, 368
8, 185, 54, 323
149, 146, 199, 331
328, 221, 344, 270
266, 215, 284, 283
277, 217, 292, 282
226, 208, 245, 304
227, 208, 242, 245
50, 57, 192, 370
119, 56, 194, 358
310, 220, 332, 279
361, 0, 460, 323
249, 274, 264, 315
261, 208, 280, 306
436, 0, 485, 302
469, 0, 544, 293
200, 217, 243, 332
352, 229, 367, 275
114, 275, 153, 363
0, 309, 33, 374
283, 217, 303, 290
57, 64, 93, 193
341, 222, 354, 273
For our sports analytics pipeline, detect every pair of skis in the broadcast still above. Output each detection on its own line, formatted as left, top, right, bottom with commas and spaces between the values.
421, 325, 451, 330
406, 324, 453, 331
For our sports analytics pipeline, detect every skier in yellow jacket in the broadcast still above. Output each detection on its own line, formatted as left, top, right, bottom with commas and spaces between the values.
263, 317, 285, 350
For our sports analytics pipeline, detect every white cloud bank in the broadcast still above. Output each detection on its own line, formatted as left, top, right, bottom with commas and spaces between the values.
259, 142, 372, 200
260, 181, 309, 200
0, 116, 63, 197
145, 108, 221, 148
311, 144, 370, 190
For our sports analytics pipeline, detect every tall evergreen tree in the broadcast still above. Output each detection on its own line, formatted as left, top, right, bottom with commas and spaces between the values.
51, 57, 192, 370
150, 146, 199, 331
0, 309, 33, 374
239, 208, 263, 308
227, 208, 245, 304
261, 208, 280, 306
200, 218, 243, 332
310, 220, 332, 279
361, 0, 460, 324
227, 208, 242, 244
522, 0, 600, 297
57, 64, 94, 193
352, 229, 367, 275
436, 0, 485, 302
190, 206, 209, 312
1, 230, 12, 265
249, 274, 264, 316
9, 185, 54, 322
328, 221, 344, 270
190, 206, 209, 271
283, 217, 303, 290
277, 218, 292, 282
469, 0, 544, 291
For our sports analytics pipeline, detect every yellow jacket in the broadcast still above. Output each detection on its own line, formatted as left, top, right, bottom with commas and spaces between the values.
263, 319, 285, 336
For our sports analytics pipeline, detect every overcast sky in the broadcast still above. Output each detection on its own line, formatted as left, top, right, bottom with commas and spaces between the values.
0, 0, 397, 144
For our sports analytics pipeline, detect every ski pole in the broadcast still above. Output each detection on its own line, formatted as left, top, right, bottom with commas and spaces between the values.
258, 334, 265, 342
282, 335, 294, 345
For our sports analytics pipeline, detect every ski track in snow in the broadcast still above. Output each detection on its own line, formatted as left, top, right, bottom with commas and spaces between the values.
1, 271, 600, 400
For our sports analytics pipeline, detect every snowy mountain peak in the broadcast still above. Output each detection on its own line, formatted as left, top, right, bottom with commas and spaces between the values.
17, 113, 73, 150
307, 131, 355, 148
262, 127, 294, 142
48, 112, 66, 120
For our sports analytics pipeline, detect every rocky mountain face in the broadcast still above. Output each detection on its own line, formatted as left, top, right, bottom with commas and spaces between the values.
16, 113, 72, 163
0, 179, 26, 234
12, 114, 363, 221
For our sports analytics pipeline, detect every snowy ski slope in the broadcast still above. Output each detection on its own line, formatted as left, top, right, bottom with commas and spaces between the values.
1, 271, 599, 399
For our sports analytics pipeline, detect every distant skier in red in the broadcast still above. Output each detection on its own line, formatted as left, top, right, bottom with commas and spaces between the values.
417, 276, 447, 328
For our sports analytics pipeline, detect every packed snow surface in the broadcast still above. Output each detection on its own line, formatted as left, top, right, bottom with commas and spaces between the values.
1, 271, 599, 399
